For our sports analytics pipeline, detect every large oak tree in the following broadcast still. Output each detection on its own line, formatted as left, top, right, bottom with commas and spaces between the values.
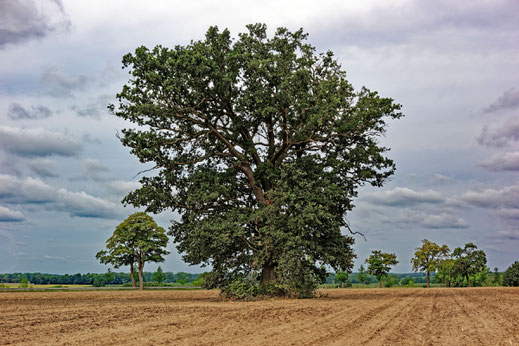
112, 24, 402, 297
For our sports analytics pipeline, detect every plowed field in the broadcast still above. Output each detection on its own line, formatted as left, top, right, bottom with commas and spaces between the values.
1, 287, 518, 345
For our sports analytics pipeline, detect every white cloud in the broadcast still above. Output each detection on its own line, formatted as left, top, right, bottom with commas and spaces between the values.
460, 185, 519, 209
56, 188, 120, 218
107, 180, 141, 196
43, 254, 69, 262
0, 174, 122, 219
479, 151, 519, 171
0, 126, 81, 157
383, 208, 469, 229
0, 205, 25, 222
363, 187, 444, 206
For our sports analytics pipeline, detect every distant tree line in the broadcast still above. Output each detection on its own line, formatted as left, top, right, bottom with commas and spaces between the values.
0, 272, 200, 285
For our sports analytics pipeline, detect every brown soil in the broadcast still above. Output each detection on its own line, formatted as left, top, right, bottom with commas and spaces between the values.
1, 287, 518, 345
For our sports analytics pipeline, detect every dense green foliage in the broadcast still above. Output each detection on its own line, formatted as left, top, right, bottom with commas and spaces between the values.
112, 24, 402, 298
104, 268, 114, 286
334, 271, 351, 287
153, 266, 166, 284
452, 243, 487, 287
366, 251, 399, 288
357, 264, 368, 284
411, 239, 449, 288
19, 276, 28, 288
434, 243, 490, 287
93, 276, 106, 287
503, 261, 519, 287
96, 212, 170, 290
0, 271, 202, 285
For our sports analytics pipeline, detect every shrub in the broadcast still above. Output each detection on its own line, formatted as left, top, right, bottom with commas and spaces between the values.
18, 276, 29, 288
503, 261, 519, 287
93, 276, 105, 287
222, 278, 259, 300
383, 274, 398, 288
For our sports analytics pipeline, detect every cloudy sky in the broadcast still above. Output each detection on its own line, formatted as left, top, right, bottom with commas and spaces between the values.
1, 0, 518, 274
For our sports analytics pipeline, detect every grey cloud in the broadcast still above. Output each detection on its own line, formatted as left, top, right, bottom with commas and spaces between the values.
8, 103, 53, 120
0, 174, 56, 204
484, 88, 519, 114
497, 208, 519, 221
460, 185, 519, 209
40, 66, 88, 97
0, 205, 25, 222
27, 158, 59, 178
0, 0, 70, 49
70, 159, 110, 182
477, 118, 519, 147
313, 0, 519, 50
419, 212, 469, 229
384, 209, 469, 230
83, 158, 109, 181
0, 174, 121, 219
107, 180, 141, 195
0, 126, 81, 157
479, 151, 519, 171
363, 187, 444, 206
55, 188, 120, 218
70, 94, 113, 119
82, 133, 102, 145
497, 229, 519, 240
43, 254, 70, 262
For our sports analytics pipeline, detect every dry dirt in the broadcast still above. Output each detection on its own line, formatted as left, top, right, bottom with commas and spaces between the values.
1, 287, 518, 345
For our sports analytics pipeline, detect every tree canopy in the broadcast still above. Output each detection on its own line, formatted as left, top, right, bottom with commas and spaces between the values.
452, 243, 486, 287
112, 24, 402, 297
153, 266, 166, 285
96, 212, 169, 290
366, 250, 399, 288
411, 239, 450, 288
503, 261, 519, 287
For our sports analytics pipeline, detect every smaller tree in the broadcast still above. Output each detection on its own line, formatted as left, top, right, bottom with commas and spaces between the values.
436, 259, 455, 287
382, 274, 398, 288
452, 243, 486, 287
19, 276, 29, 288
176, 272, 188, 286
411, 239, 450, 288
104, 268, 114, 286
192, 272, 209, 287
93, 276, 105, 287
357, 265, 367, 285
96, 212, 170, 290
335, 271, 350, 288
492, 267, 502, 286
365, 250, 399, 288
503, 261, 519, 287
153, 266, 166, 285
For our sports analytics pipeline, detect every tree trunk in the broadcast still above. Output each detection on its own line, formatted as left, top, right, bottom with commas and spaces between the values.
466, 275, 471, 287
379, 280, 382, 288
130, 264, 136, 288
427, 271, 430, 288
341, 282, 344, 288
138, 259, 144, 290
260, 263, 277, 286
